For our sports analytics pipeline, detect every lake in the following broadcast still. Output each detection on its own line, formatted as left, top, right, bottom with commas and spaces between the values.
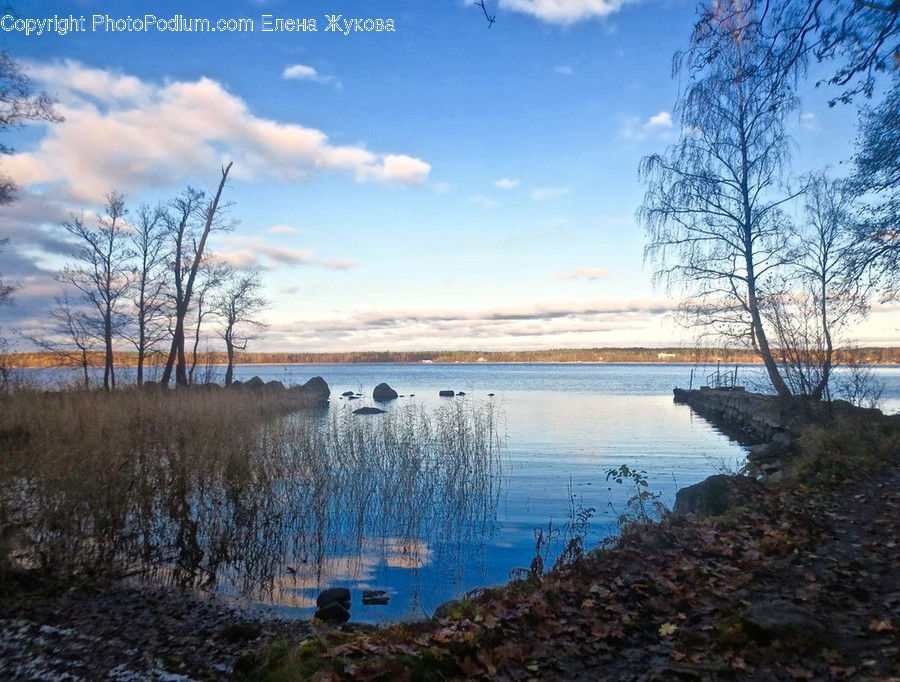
12, 362, 900, 622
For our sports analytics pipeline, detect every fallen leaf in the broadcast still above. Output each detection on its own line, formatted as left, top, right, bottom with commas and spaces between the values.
869, 619, 892, 632
659, 622, 677, 637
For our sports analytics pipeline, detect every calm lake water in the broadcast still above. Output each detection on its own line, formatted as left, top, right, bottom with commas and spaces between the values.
14, 362, 900, 622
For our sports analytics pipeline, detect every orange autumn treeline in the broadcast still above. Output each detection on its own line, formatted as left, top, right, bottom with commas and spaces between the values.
3, 346, 900, 369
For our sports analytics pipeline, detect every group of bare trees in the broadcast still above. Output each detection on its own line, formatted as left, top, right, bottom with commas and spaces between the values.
34, 164, 268, 390
639, 0, 899, 399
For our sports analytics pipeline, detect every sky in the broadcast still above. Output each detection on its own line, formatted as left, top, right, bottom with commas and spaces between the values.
0, 0, 897, 353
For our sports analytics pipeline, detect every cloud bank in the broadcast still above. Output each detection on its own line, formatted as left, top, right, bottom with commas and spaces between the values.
8, 60, 430, 201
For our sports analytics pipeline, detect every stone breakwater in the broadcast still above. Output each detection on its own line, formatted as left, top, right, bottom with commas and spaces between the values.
673, 387, 900, 475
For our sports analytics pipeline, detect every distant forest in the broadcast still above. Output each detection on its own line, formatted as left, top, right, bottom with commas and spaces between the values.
4, 346, 900, 369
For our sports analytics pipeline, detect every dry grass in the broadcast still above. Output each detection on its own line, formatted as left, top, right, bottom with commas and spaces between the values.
0, 387, 503, 599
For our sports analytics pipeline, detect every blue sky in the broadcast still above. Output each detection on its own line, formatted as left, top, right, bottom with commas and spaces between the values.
1, 0, 896, 353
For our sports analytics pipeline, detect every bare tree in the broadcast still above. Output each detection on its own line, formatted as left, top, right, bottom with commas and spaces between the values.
124, 203, 170, 385
160, 162, 234, 387
639, 0, 804, 397
0, 50, 62, 205
850, 71, 900, 297
214, 268, 269, 386
186, 255, 229, 385
25, 290, 98, 390
58, 192, 134, 390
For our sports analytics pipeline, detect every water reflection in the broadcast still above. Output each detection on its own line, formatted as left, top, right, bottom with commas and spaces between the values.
193, 399, 505, 620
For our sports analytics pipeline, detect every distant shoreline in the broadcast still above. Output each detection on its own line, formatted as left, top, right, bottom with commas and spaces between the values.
4, 346, 900, 370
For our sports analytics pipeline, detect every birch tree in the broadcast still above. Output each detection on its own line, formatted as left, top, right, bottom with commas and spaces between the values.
639, 0, 803, 397
58, 192, 133, 390
214, 268, 269, 387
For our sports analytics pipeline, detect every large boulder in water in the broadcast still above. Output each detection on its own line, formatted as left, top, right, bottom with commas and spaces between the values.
291, 376, 330, 407
373, 382, 399, 402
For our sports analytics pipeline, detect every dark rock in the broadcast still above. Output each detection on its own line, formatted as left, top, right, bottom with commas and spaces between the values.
439, 390, 456, 397
361, 590, 390, 606
316, 587, 351, 609
294, 376, 330, 406
245, 376, 265, 389
315, 600, 350, 624
231, 380, 242, 387
353, 407, 386, 415
348, 395, 359, 400
315, 587, 352, 624
373, 383, 399, 402
488, 393, 495, 397
673, 474, 760, 518
342, 391, 355, 397
265, 380, 285, 391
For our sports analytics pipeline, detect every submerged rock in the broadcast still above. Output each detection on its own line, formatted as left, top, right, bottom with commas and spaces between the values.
361, 590, 390, 606
353, 407, 386, 415
439, 390, 456, 397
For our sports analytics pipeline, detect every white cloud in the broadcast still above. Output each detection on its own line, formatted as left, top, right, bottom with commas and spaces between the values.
531, 187, 568, 201
619, 111, 676, 141
11, 60, 430, 201
800, 112, 817, 131
218, 235, 315, 269
555, 66, 574, 76
499, 0, 632, 25
494, 178, 520, 190
282, 63, 340, 88
646, 111, 673, 128
555, 268, 610, 281
358, 154, 431, 185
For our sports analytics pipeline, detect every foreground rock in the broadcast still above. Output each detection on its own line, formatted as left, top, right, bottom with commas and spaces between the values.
315, 588, 351, 624
673, 473, 761, 518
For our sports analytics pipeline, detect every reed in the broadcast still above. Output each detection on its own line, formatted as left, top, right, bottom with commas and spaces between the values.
0, 387, 503, 602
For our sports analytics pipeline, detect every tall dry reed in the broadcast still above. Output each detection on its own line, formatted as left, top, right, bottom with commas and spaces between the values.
0, 387, 503, 598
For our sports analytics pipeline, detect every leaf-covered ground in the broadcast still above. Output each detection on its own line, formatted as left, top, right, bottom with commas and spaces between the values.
247, 465, 900, 681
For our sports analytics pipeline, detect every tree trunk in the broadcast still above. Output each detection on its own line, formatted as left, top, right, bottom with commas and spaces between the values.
162, 162, 232, 387
224, 334, 235, 386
